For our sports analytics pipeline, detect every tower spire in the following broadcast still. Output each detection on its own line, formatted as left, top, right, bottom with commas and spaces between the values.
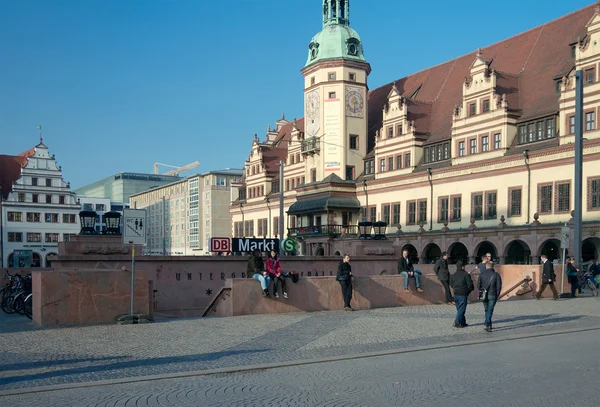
323, 0, 349, 27
36, 125, 43, 144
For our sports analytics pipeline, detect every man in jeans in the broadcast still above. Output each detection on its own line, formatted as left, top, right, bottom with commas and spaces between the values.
477, 261, 502, 332
398, 249, 423, 293
451, 261, 474, 328
434, 252, 453, 304
247, 249, 271, 298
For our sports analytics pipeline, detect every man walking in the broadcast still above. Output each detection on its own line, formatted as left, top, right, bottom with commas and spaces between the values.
478, 261, 502, 332
398, 249, 423, 293
434, 252, 453, 304
536, 254, 560, 300
451, 261, 474, 328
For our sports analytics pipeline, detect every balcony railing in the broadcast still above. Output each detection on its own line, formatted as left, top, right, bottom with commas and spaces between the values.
301, 137, 320, 154
287, 224, 359, 238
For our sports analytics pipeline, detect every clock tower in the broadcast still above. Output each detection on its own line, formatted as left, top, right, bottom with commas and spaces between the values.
301, 0, 371, 182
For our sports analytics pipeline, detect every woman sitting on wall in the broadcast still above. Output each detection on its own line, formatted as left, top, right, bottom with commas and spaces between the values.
247, 249, 271, 298
266, 250, 288, 299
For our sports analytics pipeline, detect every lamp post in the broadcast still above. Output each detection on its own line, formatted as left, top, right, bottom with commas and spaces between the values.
279, 160, 284, 240
574, 70, 584, 265
265, 197, 271, 237
427, 168, 433, 231
240, 202, 245, 237
523, 150, 531, 224
362, 179, 369, 221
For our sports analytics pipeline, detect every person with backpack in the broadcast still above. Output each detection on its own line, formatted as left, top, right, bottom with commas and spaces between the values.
450, 261, 474, 328
477, 261, 502, 332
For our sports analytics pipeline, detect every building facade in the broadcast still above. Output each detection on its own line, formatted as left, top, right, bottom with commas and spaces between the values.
74, 172, 181, 204
231, 1, 600, 265
1, 139, 80, 267
130, 169, 243, 256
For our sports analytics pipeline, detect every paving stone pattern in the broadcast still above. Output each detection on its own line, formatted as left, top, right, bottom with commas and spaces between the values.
2, 328, 599, 406
0, 297, 599, 393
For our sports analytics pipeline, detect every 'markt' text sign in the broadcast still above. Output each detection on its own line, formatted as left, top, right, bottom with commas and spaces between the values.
231, 238, 280, 253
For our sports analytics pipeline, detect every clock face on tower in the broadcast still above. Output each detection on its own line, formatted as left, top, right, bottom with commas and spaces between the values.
305, 90, 320, 136
345, 86, 364, 117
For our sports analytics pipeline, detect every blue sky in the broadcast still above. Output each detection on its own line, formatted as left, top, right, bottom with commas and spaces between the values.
0, 0, 592, 188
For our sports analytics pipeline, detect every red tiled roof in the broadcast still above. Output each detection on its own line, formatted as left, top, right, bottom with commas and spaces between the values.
19, 147, 35, 158
0, 155, 27, 199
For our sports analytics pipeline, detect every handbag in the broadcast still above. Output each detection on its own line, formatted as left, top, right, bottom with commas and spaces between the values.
478, 272, 496, 301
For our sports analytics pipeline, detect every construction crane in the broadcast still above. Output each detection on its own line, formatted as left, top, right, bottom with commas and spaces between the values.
153, 161, 200, 176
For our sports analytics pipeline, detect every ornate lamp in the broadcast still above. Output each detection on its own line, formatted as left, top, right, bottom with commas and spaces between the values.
78, 210, 97, 235
358, 220, 373, 239
372, 221, 388, 240
104, 211, 122, 235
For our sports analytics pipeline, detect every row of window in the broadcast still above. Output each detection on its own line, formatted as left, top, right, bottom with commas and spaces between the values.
378, 153, 412, 172
82, 203, 106, 211
16, 193, 68, 204
7, 232, 76, 243
26, 177, 56, 187
7, 212, 77, 224
467, 97, 492, 117
309, 71, 358, 86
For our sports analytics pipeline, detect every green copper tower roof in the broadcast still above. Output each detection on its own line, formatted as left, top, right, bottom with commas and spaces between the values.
304, 0, 366, 68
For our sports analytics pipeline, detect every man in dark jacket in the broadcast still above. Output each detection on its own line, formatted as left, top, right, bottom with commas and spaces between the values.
247, 249, 271, 297
398, 249, 423, 293
451, 261, 474, 328
535, 254, 559, 300
477, 261, 503, 332
434, 252, 453, 304
336, 254, 353, 311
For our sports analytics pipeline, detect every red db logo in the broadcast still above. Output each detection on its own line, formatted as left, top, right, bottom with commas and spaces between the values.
210, 237, 230, 252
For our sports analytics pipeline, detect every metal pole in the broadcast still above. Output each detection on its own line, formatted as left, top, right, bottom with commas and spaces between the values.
561, 247, 566, 295
279, 160, 284, 241
427, 169, 433, 231
574, 70, 583, 266
162, 196, 166, 256
130, 245, 135, 315
0, 185, 3, 268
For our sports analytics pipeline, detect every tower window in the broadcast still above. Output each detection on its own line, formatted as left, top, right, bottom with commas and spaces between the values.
329, 92, 336, 99
349, 72, 356, 81
347, 39, 360, 56
311, 77, 315, 85
328, 72, 336, 81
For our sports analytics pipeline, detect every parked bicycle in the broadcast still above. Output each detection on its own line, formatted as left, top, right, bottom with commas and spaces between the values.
1, 271, 32, 319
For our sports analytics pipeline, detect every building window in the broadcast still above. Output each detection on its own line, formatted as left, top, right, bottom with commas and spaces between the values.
369, 207, 376, 223
397, 125, 403, 135
27, 233, 41, 243
546, 118, 555, 139
364, 159, 374, 175
404, 153, 411, 168
382, 204, 391, 225
45, 213, 59, 223
387, 126, 393, 138
341, 212, 352, 227
388, 157, 393, 171
7, 212, 22, 222
345, 166, 354, 181
62, 214, 76, 224
311, 76, 315, 85
407, 201, 416, 225
518, 125, 526, 144
349, 134, 358, 149
451, 196, 461, 221
585, 68, 595, 85
392, 203, 401, 225
424, 142, 450, 163
349, 72, 356, 81
329, 91, 336, 99
569, 116, 575, 134
59, 196, 65, 204
216, 177, 226, 186
482, 136, 489, 152
45, 178, 52, 187
518, 117, 557, 144
458, 141, 465, 157
31, 177, 38, 186
571, 45, 576, 59
380, 159, 385, 172
45, 233, 59, 243
328, 72, 336, 81
539, 184, 553, 214
556, 80, 562, 93
493, 133, 501, 149
27, 212, 41, 222
439, 197, 449, 222
273, 217, 279, 236
528, 123, 535, 142
486, 191, 497, 219
63, 234, 76, 242
418, 200, 427, 224
586, 112, 595, 131
589, 178, 600, 211
18, 193, 25, 202
472, 193, 483, 220
285, 180, 290, 191
8, 232, 23, 242
483, 99, 490, 113
536, 121, 544, 140
469, 139, 477, 154
508, 187, 522, 217
556, 182, 570, 213
310, 168, 317, 183
394, 155, 401, 170
469, 103, 476, 116
46, 195, 52, 204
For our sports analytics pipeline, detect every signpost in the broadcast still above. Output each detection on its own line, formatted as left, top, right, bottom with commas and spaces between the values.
122, 208, 147, 319
560, 225, 570, 295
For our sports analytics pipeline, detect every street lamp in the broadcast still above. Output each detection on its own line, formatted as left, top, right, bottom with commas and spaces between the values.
373, 221, 388, 240
574, 70, 584, 265
427, 168, 433, 231
362, 179, 369, 221
265, 197, 271, 237
78, 210, 97, 235
358, 220, 373, 239
104, 212, 122, 235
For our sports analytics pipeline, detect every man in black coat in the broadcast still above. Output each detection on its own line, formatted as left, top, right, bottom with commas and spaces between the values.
398, 249, 423, 293
451, 261, 474, 328
336, 254, 353, 311
477, 261, 503, 332
434, 252, 453, 304
535, 254, 560, 300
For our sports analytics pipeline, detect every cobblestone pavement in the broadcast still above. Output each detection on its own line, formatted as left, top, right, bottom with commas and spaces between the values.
0, 296, 599, 394
2, 328, 599, 406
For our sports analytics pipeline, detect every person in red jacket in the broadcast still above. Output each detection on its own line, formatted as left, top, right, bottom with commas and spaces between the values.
266, 250, 288, 299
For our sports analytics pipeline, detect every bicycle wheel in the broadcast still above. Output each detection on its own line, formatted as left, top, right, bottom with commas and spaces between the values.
1, 294, 17, 314
23, 295, 32, 320
13, 293, 25, 315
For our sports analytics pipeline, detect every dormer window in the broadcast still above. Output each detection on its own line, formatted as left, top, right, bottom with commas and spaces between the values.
309, 42, 319, 60
585, 68, 595, 85
556, 80, 562, 93
347, 38, 360, 56
571, 45, 576, 59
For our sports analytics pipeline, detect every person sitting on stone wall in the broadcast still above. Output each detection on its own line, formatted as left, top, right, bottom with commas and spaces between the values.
247, 249, 271, 298
397, 249, 423, 293
266, 250, 288, 299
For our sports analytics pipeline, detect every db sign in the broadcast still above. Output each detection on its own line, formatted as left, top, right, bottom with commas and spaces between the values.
210, 237, 230, 252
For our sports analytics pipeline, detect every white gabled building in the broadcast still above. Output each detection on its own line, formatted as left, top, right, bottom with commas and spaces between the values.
1, 139, 80, 267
